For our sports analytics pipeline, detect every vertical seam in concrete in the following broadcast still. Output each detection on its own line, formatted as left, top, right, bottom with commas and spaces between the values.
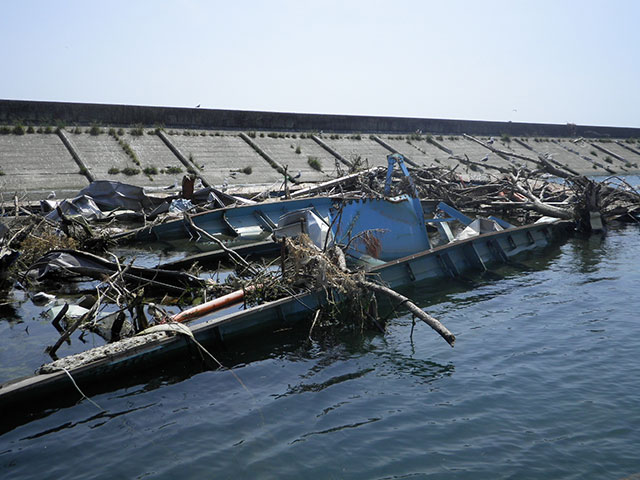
57, 129, 95, 182
157, 130, 210, 187
238, 133, 295, 183
370, 136, 419, 167
310, 135, 353, 168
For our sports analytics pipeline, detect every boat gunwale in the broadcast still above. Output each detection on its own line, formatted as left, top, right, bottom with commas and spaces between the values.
369, 219, 571, 273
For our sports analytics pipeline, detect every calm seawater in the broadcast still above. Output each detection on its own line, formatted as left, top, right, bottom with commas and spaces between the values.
1, 225, 640, 479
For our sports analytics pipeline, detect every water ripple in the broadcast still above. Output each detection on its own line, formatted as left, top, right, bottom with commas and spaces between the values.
3, 226, 640, 479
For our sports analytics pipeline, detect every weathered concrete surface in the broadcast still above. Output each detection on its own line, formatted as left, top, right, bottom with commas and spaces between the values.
555, 139, 618, 174
123, 133, 187, 188
2, 99, 640, 201
4, 129, 640, 201
473, 137, 540, 170
526, 139, 610, 175
249, 135, 337, 182
70, 132, 132, 180
0, 133, 88, 201
321, 136, 391, 168
614, 141, 640, 162
167, 131, 283, 186
591, 141, 640, 170
382, 136, 460, 170
3, 98, 640, 138
443, 137, 516, 171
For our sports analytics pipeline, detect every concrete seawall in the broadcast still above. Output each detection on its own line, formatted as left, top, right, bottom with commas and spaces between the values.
1, 100, 640, 201
2, 99, 640, 138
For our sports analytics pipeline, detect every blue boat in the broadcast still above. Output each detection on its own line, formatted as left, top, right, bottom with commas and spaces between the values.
129, 155, 433, 262
0, 155, 573, 422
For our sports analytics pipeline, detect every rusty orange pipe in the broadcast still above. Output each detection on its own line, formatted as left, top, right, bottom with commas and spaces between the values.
172, 285, 256, 323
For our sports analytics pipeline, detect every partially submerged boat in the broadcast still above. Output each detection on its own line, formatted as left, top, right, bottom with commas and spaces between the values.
124, 156, 430, 262
0, 155, 573, 425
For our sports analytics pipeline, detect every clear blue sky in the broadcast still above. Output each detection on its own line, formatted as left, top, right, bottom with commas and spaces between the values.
2, 0, 638, 127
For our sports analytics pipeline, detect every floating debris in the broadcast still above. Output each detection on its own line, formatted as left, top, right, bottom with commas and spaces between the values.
1, 152, 639, 421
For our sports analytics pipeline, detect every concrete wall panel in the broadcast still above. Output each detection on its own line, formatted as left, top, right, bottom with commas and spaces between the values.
592, 141, 640, 170
250, 136, 336, 182
3, 99, 640, 138
169, 132, 283, 186
124, 133, 186, 187
527, 139, 608, 174
321, 136, 390, 168
70, 132, 132, 177
0, 134, 88, 200
382, 136, 463, 170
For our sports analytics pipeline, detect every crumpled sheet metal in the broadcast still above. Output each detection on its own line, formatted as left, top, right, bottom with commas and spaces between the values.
43, 195, 105, 222
28, 250, 104, 280
27, 249, 204, 291
78, 181, 163, 212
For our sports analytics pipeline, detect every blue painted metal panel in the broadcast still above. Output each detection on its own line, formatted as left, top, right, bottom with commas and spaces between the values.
384, 154, 418, 197
331, 195, 431, 261
436, 202, 473, 226
135, 197, 336, 242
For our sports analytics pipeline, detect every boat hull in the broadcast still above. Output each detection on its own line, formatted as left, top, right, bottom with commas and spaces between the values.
0, 220, 572, 422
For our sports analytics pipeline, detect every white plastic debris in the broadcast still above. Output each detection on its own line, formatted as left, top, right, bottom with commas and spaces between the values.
273, 208, 333, 250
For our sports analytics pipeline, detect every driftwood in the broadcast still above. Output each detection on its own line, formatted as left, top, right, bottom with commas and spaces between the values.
358, 279, 455, 347
290, 166, 385, 198
507, 174, 573, 220
46, 296, 100, 359
183, 212, 259, 275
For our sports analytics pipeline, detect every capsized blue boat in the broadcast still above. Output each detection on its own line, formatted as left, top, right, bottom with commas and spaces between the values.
129, 154, 432, 261
0, 154, 576, 422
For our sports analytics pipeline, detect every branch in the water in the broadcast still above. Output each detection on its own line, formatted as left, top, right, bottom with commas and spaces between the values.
358, 279, 455, 347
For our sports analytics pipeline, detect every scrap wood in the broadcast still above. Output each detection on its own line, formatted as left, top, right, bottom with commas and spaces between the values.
282, 235, 454, 344
507, 174, 573, 220
25, 249, 204, 292
290, 166, 385, 198
182, 212, 259, 276
358, 279, 455, 347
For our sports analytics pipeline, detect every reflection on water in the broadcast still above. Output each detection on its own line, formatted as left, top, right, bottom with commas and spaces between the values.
569, 232, 610, 274
0, 300, 20, 323
2, 225, 640, 480
20, 403, 155, 441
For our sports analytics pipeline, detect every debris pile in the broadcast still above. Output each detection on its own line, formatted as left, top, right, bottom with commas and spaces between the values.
294, 154, 640, 231
1, 150, 639, 377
